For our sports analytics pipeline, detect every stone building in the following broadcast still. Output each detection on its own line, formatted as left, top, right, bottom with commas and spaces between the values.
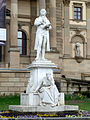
0, 0, 90, 95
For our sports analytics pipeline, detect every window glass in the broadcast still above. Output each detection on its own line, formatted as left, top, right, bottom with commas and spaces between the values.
78, 13, 81, 16
74, 7, 82, 20
78, 8, 81, 11
74, 16, 77, 19
18, 31, 27, 55
78, 16, 81, 20
74, 8, 77, 11
18, 31, 22, 38
74, 12, 77, 15
18, 39, 22, 47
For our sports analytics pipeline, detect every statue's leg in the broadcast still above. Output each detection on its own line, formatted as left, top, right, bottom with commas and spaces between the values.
36, 48, 40, 60
36, 37, 43, 60
42, 36, 46, 59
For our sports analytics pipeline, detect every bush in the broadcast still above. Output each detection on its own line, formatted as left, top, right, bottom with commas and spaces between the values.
65, 94, 72, 101
73, 93, 84, 100
65, 93, 87, 101
74, 91, 90, 98
81, 91, 90, 98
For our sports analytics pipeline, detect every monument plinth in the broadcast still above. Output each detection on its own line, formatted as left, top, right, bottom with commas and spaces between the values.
9, 9, 78, 113
9, 59, 78, 112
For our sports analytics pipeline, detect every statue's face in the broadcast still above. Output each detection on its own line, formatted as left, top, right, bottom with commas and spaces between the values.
76, 42, 80, 47
40, 9, 46, 16
46, 73, 51, 81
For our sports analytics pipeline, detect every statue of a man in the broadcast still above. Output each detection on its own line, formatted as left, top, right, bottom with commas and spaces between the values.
34, 9, 52, 60
75, 42, 81, 57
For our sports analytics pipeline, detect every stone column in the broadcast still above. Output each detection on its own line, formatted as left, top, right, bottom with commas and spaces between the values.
50, 0, 57, 50
86, 2, 90, 58
9, 0, 20, 68
5, 23, 10, 65
63, 0, 71, 57
39, 0, 46, 11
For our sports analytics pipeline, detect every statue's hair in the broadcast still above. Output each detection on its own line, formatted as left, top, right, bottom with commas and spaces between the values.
40, 9, 47, 15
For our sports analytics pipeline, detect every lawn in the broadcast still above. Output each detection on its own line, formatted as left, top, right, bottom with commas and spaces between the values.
66, 99, 90, 111
0, 94, 90, 111
0, 95, 20, 111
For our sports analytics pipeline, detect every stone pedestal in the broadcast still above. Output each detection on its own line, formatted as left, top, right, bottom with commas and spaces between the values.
27, 59, 57, 92
9, 59, 78, 112
20, 93, 64, 106
21, 93, 40, 106
9, 105, 78, 113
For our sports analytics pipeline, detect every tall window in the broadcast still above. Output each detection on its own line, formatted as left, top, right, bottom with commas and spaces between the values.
18, 31, 27, 55
74, 7, 82, 20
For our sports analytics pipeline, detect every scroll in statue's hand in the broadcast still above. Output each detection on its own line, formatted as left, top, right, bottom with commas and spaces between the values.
44, 24, 51, 29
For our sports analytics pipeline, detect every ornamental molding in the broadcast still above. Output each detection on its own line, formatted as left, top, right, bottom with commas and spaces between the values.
86, 1, 90, 7
63, 0, 70, 6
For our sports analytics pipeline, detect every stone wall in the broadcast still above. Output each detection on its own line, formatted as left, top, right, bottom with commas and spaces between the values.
0, 70, 29, 95
0, 69, 62, 95
0, 69, 89, 95
60, 78, 90, 94
62, 59, 90, 79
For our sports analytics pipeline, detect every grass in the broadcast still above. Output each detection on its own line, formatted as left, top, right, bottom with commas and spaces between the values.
0, 94, 90, 111
0, 94, 20, 111
66, 99, 90, 111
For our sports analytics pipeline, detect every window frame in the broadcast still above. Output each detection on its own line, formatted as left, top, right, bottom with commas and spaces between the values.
74, 7, 82, 20
73, 3, 83, 21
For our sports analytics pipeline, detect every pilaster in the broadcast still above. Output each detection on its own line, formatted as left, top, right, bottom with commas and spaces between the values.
50, 0, 57, 50
39, 0, 46, 11
9, 0, 20, 68
86, 2, 90, 58
63, 0, 71, 57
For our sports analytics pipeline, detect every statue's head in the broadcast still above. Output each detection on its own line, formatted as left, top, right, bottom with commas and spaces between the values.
46, 73, 51, 80
40, 9, 46, 16
76, 42, 80, 47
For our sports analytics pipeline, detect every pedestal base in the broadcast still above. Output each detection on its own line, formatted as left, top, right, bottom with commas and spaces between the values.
9, 105, 78, 112
20, 93, 64, 106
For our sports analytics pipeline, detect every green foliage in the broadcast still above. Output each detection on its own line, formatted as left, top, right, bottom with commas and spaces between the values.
0, 93, 90, 111
65, 93, 90, 111
74, 91, 90, 98
0, 94, 20, 111
73, 93, 86, 100
81, 91, 90, 98
65, 93, 87, 101
65, 94, 72, 101
66, 99, 90, 111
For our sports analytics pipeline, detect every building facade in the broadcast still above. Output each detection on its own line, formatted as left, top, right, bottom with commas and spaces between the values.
0, 0, 90, 95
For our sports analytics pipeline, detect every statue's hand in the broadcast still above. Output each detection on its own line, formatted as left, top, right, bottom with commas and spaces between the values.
40, 25, 45, 29
44, 24, 52, 29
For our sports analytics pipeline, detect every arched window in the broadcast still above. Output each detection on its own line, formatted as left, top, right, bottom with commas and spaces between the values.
18, 31, 27, 55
